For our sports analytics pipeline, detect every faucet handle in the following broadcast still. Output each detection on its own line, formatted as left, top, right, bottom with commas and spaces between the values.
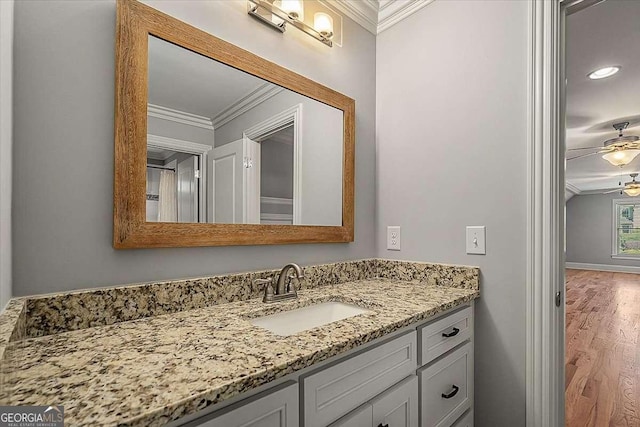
255, 277, 275, 302
254, 277, 273, 287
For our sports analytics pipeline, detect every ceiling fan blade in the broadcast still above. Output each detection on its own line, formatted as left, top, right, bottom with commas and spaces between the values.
603, 189, 623, 194
567, 146, 602, 151
567, 152, 601, 161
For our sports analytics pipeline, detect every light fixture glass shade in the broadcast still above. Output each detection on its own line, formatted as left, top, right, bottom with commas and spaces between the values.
624, 186, 640, 197
280, 0, 303, 20
602, 149, 640, 167
314, 12, 333, 38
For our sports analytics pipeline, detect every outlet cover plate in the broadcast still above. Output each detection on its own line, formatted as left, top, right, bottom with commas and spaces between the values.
466, 226, 486, 255
387, 226, 401, 251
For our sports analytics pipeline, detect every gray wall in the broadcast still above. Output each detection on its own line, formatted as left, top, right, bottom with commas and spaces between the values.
12, 0, 376, 295
566, 192, 640, 266
261, 139, 293, 200
215, 89, 343, 226
376, 1, 528, 425
0, 0, 13, 308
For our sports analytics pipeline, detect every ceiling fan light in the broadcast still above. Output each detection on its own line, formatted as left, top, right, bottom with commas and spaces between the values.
624, 187, 640, 197
602, 149, 640, 167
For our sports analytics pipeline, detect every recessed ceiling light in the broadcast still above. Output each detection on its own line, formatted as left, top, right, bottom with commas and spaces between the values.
588, 66, 621, 80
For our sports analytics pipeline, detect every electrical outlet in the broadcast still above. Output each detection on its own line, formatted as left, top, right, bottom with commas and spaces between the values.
387, 226, 401, 251
466, 226, 486, 255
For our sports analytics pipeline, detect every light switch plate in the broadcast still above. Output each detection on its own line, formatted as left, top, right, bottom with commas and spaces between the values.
466, 226, 486, 255
387, 226, 401, 251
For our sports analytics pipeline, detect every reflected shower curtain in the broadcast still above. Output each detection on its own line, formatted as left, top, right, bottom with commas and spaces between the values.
157, 170, 177, 222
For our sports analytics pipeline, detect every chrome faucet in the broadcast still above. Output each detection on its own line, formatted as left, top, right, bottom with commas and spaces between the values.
255, 263, 304, 303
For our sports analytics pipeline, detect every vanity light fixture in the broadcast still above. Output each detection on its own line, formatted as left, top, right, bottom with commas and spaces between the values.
248, 0, 334, 47
314, 12, 334, 39
280, 0, 304, 21
588, 66, 621, 80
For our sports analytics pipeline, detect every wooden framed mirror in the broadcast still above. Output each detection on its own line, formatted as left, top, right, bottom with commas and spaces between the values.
114, 0, 355, 248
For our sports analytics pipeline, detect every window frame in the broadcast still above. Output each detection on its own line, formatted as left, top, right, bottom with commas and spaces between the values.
611, 198, 640, 259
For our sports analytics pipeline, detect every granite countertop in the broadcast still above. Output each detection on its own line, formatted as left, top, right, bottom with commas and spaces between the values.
0, 277, 479, 426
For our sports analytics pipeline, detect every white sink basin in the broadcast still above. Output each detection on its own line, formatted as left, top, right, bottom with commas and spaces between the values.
249, 302, 371, 336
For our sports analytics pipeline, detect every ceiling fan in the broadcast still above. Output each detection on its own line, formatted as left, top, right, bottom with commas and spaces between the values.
603, 173, 640, 196
567, 122, 640, 166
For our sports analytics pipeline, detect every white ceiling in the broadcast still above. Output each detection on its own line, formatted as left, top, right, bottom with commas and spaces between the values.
566, 0, 640, 193
147, 35, 268, 119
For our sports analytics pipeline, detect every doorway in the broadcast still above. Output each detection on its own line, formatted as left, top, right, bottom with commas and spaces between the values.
563, 0, 640, 425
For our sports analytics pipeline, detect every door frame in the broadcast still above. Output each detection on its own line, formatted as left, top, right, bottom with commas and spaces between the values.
147, 134, 211, 223
243, 104, 303, 225
526, 0, 565, 426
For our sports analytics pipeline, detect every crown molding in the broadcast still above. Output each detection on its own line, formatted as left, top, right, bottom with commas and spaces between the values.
377, 0, 435, 33
324, 0, 378, 34
147, 104, 214, 131
329, 0, 435, 34
212, 83, 284, 129
565, 181, 582, 195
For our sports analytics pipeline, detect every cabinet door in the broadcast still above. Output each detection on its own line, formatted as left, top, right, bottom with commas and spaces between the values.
419, 342, 472, 427
303, 331, 417, 427
372, 376, 419, 427
329, 404, 373, 427
192, 382, 298, 427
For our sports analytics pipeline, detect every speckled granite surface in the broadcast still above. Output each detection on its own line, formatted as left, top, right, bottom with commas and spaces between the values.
0, 279, 478, 426
0, 259, 479, 426
7, 259, 476, 340
21, 259, 378, 339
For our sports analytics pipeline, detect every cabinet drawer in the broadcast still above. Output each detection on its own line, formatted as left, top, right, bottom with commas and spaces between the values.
452, 410, 473, 427
419, 306, 472, 365
189, 382, 298, 427
303, 331, 418, 427
419, 342, 473, 427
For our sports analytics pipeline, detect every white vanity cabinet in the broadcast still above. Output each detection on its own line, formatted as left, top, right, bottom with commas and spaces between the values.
182, 303, 474, 427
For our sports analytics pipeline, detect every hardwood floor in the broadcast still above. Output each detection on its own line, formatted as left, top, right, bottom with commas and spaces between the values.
566, 269, 640, 427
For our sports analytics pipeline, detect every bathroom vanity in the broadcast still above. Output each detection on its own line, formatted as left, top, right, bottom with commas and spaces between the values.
0, 259, 479, 427
183, 304, 474, 427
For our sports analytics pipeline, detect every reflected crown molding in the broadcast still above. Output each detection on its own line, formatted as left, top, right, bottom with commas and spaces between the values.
327, 0, 435, 35
147, 134, 212, 155
212, 83, 284, 129
565, 181, 582, 195
147, 104, 214, 131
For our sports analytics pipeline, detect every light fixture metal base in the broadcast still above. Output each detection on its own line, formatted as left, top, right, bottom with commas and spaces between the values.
247, 0, 333, 47
248, 3, 286, 33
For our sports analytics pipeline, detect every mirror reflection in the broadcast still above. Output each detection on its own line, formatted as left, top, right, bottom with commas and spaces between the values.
146, 36, 343, 226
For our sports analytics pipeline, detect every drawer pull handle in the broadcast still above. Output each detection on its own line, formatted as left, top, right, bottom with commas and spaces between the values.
442, 327, 460, 338
442, 384, 459, 399
377, 424, 389, 427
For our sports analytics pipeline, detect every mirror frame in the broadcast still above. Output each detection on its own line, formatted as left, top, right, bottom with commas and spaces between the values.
114, 0, 355, 248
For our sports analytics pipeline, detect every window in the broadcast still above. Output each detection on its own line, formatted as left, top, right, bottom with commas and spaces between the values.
613, 200, 640, 257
